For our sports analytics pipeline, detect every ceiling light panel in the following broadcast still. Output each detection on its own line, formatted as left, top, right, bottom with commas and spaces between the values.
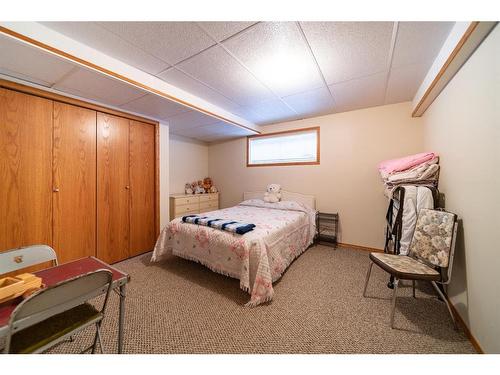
53, 67, 146, 107
391, 22, 455, 68
197, 22, 258, 41
222, 22, 325, 98
97, 22, 216, 65
177, 45, 276, 106
0, 34, 75, 87
300, 22, 393, 84
40, 22, 170, 75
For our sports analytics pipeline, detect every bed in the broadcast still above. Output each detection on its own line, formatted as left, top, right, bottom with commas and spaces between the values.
151, 191, 317, 306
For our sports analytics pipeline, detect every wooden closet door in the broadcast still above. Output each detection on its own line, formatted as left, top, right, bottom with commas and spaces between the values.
53, 102, 96, 263
129, 121, 156, 256
97, 113, 130, 264
0, 88, 53, 251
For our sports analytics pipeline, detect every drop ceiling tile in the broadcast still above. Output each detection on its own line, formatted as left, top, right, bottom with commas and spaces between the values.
177, 45, 276, 106
53, 67, 146, 106
301, 22, 393, 84
392, 22, 454, 68
238, 98, 297, 125
223, 22, 324, 97
120, 93, 189, 120
40, 22, 170, 75
329, 72, 387, 113
166, 110, 221, 131
0, 34, 75, 86
385, 63, 429, 104
157, 67, 242, 111
173, 123, 222, 138
282, 86, 334, 118
98, 22, 215, 65
197, 22, 258, 41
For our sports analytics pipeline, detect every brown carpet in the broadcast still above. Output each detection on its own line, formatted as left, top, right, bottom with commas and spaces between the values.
49, 245, 475, 354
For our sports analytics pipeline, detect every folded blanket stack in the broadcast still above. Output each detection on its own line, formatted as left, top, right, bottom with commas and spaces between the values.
378, 152, 439, 193
182, 215, 256, 235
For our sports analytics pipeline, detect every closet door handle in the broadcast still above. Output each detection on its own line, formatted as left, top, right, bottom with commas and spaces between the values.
125, 186, 130, 190
53, 188, 60, 193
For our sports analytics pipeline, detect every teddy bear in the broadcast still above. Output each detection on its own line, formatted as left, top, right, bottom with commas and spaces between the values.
264, 183, 281, 203
194, 180, 205, 194
184, 182, 193, 195
202, 177, 213, 193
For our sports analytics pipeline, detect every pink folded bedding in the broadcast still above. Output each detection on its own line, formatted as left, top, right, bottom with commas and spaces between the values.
378, 152, 437, 174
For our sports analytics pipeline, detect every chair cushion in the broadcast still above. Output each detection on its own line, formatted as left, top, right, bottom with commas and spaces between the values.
370, 252, 440, 281
10, 303, 101, 354
409, 209, 456, 267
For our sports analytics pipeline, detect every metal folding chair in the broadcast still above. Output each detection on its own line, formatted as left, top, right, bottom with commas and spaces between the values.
3, 269, 113, 354
363, 209, 458, 329
0, 245, 58, 275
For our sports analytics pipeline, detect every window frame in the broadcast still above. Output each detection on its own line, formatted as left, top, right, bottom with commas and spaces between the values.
246, 126, 320, 167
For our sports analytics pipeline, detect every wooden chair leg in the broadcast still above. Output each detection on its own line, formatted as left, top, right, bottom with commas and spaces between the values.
390, 278, 399, 328
363, 262, 374, 297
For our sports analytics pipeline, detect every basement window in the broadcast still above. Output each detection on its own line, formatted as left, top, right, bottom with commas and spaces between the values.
247, 127, 320, 167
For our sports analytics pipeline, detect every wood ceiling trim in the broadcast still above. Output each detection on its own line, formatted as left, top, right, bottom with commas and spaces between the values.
0, 26, 260, 135
411, 22, 479, 117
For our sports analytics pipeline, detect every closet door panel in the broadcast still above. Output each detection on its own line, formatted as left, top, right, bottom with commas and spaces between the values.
0, 88, 52, 251
129, 121, 156, 256
97, 113, 130, 263
53, 102, 96, 263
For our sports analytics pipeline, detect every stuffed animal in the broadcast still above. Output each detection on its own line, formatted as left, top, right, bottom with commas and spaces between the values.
185, 183, 194, 195
209, 185, 218, 193
264, 183, 281, 203
202, 177, 213, 193
194, 180, 205, 194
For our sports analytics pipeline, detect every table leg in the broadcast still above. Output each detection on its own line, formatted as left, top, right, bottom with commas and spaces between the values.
118, 284, 126, 354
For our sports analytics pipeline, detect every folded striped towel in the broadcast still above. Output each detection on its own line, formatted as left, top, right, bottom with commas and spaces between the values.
181, 215, 256, 235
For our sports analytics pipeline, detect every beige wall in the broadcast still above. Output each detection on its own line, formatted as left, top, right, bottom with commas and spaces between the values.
169, 134, 209, 194
159, 123, 170, 229
422, 25, 499, 353
208, 102, 424, 249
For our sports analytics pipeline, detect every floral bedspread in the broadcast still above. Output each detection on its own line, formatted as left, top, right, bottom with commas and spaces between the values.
151, 199, 316, 306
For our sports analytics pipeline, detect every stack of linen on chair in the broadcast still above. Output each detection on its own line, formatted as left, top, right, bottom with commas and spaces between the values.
378, 152, 439, 194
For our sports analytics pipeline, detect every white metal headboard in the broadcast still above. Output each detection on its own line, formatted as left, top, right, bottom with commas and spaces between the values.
243, 190, 316, 210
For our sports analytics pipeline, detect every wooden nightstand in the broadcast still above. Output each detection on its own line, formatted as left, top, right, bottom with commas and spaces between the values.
169, 193, 219, 220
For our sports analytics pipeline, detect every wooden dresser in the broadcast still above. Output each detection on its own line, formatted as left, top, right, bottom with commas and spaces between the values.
169, 193, 219, 220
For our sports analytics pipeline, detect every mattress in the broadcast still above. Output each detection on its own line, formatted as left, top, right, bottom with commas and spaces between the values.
151, 199, 316, 306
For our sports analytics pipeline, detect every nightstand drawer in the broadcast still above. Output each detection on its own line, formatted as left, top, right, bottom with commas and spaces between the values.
176, 196, 199, 206
199, 201, 218, 212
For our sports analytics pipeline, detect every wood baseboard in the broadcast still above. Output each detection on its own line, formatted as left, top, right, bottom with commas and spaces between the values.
446, 296, 484, 353
337, 242, 384, 253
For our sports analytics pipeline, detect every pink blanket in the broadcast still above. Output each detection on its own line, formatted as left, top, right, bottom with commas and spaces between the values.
378, 152, 437, 174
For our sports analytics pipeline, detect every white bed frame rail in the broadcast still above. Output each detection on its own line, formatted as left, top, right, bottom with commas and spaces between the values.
243, 191, 316, 210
